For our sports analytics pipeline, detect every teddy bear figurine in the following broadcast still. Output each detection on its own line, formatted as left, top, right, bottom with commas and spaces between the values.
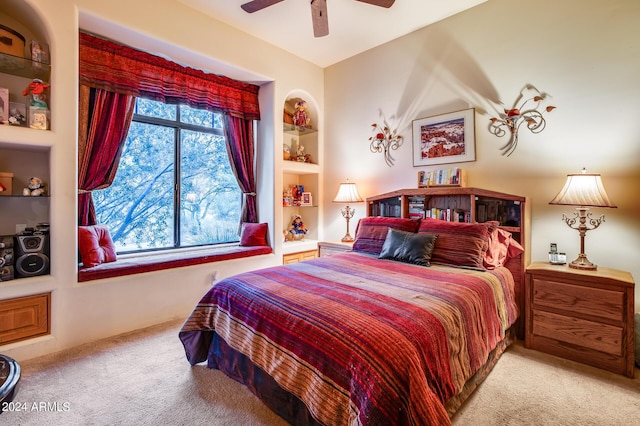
23, 177, 46, 196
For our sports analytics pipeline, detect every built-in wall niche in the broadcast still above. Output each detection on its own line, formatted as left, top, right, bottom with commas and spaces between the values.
0, 146, 50, 235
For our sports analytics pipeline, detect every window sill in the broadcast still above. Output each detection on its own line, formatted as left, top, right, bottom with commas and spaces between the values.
77, 245, 273, 282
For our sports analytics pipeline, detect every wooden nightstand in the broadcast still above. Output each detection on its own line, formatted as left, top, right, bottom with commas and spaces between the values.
525, 262, 635, 377
317, 241, 354, 257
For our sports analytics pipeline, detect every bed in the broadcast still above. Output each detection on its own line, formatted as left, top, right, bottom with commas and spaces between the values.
179, 217, 525, 425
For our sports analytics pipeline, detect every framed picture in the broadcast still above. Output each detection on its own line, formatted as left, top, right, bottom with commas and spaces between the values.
412, 108, 476, 167
301, 192, 313, 206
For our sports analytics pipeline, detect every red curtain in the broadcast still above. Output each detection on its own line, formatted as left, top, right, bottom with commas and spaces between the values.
78, 32, 262, 227
78, 85, 136, 225
224, 114, 258, 224
79, 32, 260, 120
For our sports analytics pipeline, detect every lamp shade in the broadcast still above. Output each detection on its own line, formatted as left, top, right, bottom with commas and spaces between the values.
333, 181, 363, 203
549, 170, 616, 208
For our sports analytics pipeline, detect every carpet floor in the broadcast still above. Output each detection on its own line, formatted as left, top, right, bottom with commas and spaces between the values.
3, 319, 639, 425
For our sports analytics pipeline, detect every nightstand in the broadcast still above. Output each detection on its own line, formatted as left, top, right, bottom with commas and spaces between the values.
525, 262, 635, 377
317, 241, 354, 257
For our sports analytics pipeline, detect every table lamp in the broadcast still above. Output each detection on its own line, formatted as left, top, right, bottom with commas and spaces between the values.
333, 180, 363, 242
549, 168, 616, 270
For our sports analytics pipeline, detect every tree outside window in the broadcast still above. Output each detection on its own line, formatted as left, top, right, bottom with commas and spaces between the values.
93, 98, 241, 253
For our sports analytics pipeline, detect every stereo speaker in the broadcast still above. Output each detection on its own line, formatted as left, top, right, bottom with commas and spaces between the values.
0, 235, 14, 281
14, 234, 49, 278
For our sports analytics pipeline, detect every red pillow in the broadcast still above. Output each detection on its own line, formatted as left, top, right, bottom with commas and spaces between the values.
78, 225, 117, 268
484, 227, 525, 269
239, 222, 268, 246
352, 217, 421, 255
418, 218, 495, 269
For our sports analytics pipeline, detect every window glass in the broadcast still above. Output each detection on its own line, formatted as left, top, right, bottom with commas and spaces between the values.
93, 100, 240, 253
134, 98, 176, 121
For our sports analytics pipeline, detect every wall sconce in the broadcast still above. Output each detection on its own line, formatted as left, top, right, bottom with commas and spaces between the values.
333, 180, 363, 242
549, 168, 617, 270
489, 85, 555, 156
369, 122, 402, 167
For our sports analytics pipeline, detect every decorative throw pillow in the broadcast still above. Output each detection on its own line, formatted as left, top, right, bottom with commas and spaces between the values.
379, 228, 438, 266
78, 225, 117, 268
484, 227, 525, 269
239, 222, 268, 246
417, 218, 495, 269
352, 217, 421, 255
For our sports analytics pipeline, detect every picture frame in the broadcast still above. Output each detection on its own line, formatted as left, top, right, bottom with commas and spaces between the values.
412, 108, 476, 167
301, 192, 313, 206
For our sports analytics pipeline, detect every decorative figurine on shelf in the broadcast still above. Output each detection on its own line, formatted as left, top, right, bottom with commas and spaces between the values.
288, 215, 308, 241
293, 100, 311, 129
296, 143, 306, 162
23, 177, 46, 196
22, 79, 50, 108
283, 144, 291, 160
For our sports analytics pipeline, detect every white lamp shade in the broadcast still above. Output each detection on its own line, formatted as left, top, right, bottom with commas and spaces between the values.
333, 182, 363, 203
549, 172, 616, 208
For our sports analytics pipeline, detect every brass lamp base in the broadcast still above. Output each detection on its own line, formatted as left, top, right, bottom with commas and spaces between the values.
341, 234, 354, 243
568, 253, 597, 271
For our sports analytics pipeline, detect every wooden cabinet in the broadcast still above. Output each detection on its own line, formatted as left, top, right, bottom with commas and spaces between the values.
283, 249, 318, 264
318, 241, 353, 257
0, 292, 50, 345
525, 262, 635, 377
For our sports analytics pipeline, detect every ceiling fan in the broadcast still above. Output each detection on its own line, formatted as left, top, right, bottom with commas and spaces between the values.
241, 0, 396, 37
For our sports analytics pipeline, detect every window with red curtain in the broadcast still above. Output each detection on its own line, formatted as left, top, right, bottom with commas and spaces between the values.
79, 32, 262, 256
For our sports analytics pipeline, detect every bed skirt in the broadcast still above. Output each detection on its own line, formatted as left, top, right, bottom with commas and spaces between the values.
205, 328, 516, 425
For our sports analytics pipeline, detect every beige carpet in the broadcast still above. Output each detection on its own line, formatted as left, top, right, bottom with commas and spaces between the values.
3, 319, 639, 425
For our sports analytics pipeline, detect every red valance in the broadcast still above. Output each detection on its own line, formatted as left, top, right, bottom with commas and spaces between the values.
79, 32, 260, 120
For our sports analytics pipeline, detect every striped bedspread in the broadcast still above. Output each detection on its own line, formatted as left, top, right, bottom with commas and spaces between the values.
179, 252, 518, 426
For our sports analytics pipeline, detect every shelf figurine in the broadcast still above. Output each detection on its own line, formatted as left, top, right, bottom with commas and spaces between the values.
288, 215, 308, 241
22, 79, 49, 108
23, 177, 46, 196
293, 100, 311, 129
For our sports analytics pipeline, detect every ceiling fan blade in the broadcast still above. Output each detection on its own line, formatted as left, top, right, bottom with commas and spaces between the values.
241, 0, 285, 13
355, 0, 395, 8
310, 0, 329, 37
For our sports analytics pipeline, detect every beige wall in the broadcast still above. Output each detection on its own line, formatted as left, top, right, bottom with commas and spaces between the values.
323, 0, 640, 310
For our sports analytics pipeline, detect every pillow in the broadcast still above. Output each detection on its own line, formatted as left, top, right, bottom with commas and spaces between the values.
352, 217, 420, 255
484, 227, 525, 269
417, 218, 495, 269
239, 222, 268, 246
379, 228, 438, 266
78, 225, 117, 268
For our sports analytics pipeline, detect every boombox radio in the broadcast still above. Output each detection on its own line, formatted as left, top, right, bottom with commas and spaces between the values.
14, 233, 50, 278
0, 235, 14, 281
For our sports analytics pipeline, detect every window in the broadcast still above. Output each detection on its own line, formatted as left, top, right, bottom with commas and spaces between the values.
93, 98, 242, 253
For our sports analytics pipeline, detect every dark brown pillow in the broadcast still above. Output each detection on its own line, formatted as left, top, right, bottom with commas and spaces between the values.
379, 228, 438, 266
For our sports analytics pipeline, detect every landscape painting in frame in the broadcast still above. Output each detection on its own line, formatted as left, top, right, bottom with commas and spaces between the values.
412, 108, 476, 166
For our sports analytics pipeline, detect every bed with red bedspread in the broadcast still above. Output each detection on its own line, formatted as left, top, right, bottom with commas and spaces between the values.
180, 215, 524, 426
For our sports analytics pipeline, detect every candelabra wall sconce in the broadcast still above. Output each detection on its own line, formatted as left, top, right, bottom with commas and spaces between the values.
369, 122, 403, 167
489, 85, 556, 156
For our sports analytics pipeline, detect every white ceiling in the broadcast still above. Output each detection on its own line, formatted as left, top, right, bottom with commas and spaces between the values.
178, 0, 487, 68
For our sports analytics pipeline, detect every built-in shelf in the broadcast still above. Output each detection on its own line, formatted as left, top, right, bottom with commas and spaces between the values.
0, 52, 50, 81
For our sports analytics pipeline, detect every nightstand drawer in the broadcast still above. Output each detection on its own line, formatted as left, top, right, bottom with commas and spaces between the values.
532, 310, 623, 355
532, 278, 624, 321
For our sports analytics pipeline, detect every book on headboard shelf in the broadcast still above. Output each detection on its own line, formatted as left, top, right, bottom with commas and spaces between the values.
418, 168, 467, 188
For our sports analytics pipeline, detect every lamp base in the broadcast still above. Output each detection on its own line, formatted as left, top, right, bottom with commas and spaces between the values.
568, 254, 597, 271
341, 234, 354, 243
